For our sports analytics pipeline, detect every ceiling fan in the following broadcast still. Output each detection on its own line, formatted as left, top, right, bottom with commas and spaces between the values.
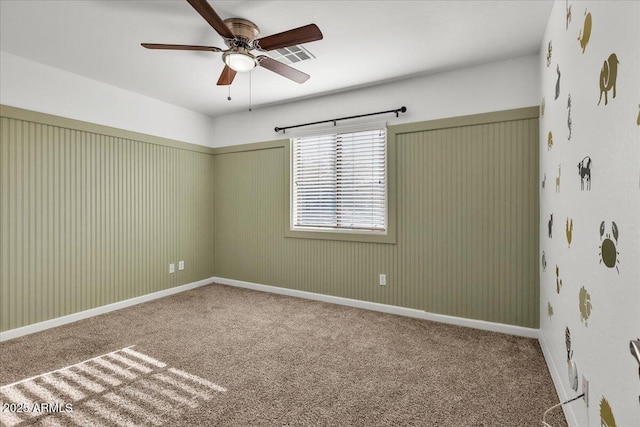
142, 0, 323, 86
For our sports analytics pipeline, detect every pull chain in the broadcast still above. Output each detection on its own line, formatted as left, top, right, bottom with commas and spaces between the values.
249, 70, 252, 112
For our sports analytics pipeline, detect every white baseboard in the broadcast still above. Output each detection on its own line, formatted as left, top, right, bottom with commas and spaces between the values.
0, 277, 215, 342
1, 275, 539, 341
213, 277, 540, 339
539, 333, 580, 427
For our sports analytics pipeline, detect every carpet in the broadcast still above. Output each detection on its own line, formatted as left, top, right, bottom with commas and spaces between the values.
0, 283, 567, 426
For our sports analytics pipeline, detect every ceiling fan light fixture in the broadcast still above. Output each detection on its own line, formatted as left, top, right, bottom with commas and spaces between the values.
223, 50, 256, 72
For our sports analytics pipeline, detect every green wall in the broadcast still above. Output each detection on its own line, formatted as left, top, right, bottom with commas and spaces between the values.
1, 105, 539, 332
213, 107, 540, 328
0, 106, 216, 331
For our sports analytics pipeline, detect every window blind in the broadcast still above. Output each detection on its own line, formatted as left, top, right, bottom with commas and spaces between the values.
292, 128, 386, 232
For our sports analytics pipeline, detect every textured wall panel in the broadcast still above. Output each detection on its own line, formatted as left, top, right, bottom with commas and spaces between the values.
0, 114, 215, 332
213, 114, 539, 327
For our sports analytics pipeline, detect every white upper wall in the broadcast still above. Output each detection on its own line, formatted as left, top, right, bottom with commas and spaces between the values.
0, 51, 217, 147
209, 54, 540, 147
2, 50, 539, 149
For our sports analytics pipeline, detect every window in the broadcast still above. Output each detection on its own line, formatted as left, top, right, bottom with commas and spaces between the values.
291, 127, 387, 234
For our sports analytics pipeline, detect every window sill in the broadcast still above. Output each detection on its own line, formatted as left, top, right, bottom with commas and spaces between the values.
284, 227, 396, 244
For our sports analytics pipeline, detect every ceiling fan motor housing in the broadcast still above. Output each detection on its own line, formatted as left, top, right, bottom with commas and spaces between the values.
223, 18, 260, 48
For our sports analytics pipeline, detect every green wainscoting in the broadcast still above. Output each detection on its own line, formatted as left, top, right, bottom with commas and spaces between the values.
213, 107, 540, 327
0, 106, 216, 331
1, 105, 539, 332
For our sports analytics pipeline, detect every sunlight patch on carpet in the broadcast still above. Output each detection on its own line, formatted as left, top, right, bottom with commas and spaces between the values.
0, 346, 226, 427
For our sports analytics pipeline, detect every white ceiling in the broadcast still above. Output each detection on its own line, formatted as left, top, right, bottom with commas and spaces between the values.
0, 0, 553, 118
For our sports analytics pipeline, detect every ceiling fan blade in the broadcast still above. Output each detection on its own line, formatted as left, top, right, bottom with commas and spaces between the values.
257, 56, 310, 84
256, 24, 323, 51
141, 43, 222, 52
186, 0, 235, 40
217, 65, 237, 86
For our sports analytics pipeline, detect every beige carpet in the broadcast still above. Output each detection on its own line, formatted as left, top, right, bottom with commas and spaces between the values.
0, 283, 567, 426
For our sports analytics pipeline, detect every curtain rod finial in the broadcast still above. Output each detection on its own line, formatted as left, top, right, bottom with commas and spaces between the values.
395, 106, 407, 117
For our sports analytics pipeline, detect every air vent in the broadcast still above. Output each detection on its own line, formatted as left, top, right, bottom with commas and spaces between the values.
269, 45, 315, 64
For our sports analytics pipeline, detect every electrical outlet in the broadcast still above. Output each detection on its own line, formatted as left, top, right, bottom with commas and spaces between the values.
582, 374, 589, 407
379, 274, 386, 286
169, 263, 175, 274
178, 261, 184, 271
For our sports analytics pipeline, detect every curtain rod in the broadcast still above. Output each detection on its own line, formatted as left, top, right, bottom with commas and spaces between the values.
274, 106, 407, 134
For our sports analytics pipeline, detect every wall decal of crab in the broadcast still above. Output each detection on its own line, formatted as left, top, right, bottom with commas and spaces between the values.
599, 221, 620, 273
579, 286, 592, 326
566, 217, 573, 247
556, 265, 563, 293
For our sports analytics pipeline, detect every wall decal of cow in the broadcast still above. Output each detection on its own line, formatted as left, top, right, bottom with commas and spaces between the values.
578, 156, 592, 190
